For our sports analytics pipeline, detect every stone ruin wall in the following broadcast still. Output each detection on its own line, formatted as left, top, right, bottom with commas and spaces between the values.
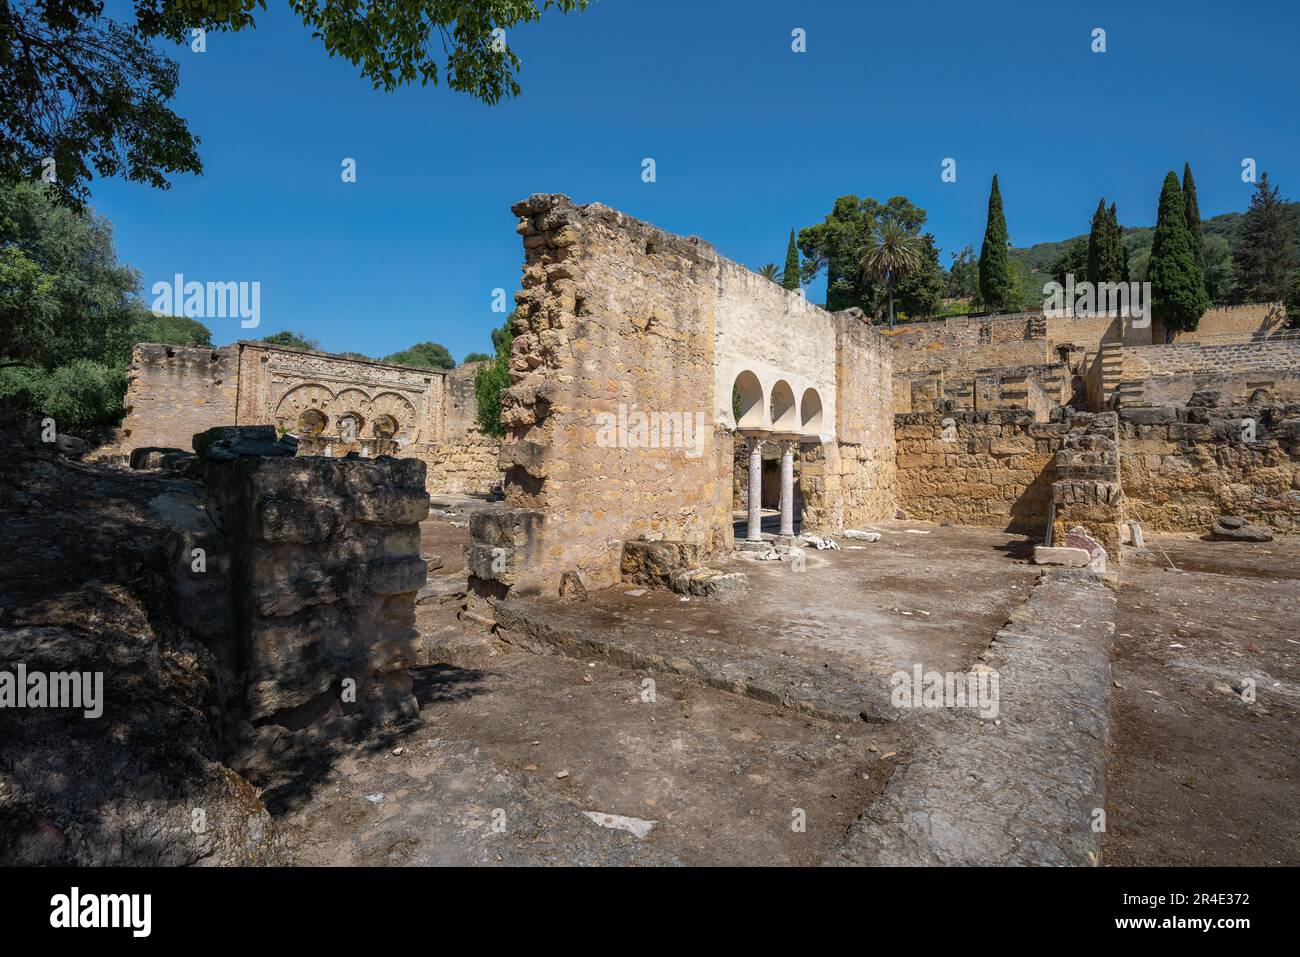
1119, 403, 1300, 534
200, 442, 429, 724
893, 408, 1124, 552
121, 343, 239, 450
894, 409, 1068, 535
474, 194, 729, 597
815, 312, 896, 531
119, 341, 503, 498
1119, 339, 1300, 407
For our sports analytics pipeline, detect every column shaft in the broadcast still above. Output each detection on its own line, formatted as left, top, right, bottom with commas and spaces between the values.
779, 441, 795, 537
746, 439, 764, 541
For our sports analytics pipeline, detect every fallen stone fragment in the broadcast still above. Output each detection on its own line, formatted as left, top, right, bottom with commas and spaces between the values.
559, 570, 588, 602
1033, 546, 1092, 568
582, 811, 656, 840
1208, 522, 1273, 542
802, 536, 840, 550
842, 529, 881, 542
1063, 526, 1108, 571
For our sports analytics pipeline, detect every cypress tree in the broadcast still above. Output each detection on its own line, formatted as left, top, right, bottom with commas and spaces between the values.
1181, 162, 1204, 268
1086, 198, 1110, 285
782, 229, 800, 291
1149, 171, 1209, 333
978, 175, 1013, 311
1112, 203, 1130, 283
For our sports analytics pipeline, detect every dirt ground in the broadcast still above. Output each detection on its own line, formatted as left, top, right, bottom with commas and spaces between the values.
288, 651, 906, 865
1104, 534, 1300, 866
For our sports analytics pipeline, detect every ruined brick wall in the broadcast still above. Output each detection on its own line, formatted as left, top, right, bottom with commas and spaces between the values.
1119, 339, 1300, 406
894, 409, 1064, 533
199, 436, 429, 723
1119, 403, 1300, 533
419, 429, 502, 497
475, 194, 725, 596
120, 343, 238, 451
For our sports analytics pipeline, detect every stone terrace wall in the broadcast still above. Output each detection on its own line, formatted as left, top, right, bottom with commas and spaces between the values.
120, 344, 238, 451
1156, 302, 1288, 344
895, 408, 1072, 535
472, 194, 729, 597
885, 313, 1050, 377
1120, 339, 1300, 407
1119, 403, 1300, 534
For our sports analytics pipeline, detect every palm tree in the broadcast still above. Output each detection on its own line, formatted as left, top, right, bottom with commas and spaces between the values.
758, 263, 783, 283
861, 219, 925, 328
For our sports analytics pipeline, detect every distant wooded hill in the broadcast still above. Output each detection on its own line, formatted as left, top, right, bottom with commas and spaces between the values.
1009, 201, 1300, 295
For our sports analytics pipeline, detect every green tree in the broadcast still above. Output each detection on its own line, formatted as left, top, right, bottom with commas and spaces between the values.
2, 1, 593, 205
261, 331, 320, 351
129, 311, 213, 347
462, 351, 492, 363
0, 181, 145, 433
798, 194, 930, 316
1202, 235, 1235, 303
1149, 171, 1209, 334
892, 234, 945, 319
384, 341, 456, 370
946, 245, 979, 299
1286, 272, 1300, 329
0, 181, 141, 368
1049, 237, 1088, 287
862, 219, 925, 328
978, 175, 1014, 311
757, 263, 781, 282
1233, 172, 1294, 303
1182, 162, 1204, 268
782, 229, 800, 291
475, 316, 514, 437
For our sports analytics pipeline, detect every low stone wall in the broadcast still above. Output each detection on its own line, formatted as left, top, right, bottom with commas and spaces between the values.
1119, 404, 1300, 534
420, 429, 502, 497
893, 409, 1120, 542
1157, 302, 1288, 344
894, 409, 1061, 533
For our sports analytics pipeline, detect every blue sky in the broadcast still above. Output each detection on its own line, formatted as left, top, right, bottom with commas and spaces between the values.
91, 0, 1300, 360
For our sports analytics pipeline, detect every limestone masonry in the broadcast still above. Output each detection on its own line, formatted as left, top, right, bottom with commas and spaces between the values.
120, 341, 501, 497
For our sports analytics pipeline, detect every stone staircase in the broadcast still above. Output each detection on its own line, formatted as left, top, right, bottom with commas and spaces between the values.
1098, 342, 1125, 408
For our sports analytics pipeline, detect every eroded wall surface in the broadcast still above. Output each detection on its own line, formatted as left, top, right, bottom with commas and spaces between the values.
894, 409, 1064, 534
121, 344, 239, 451
478, 194, 726, 595
1120, 404, 1300, 533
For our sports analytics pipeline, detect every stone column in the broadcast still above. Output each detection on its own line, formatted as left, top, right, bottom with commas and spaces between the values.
746, 437, 764, 542
779, 440, 796, 538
